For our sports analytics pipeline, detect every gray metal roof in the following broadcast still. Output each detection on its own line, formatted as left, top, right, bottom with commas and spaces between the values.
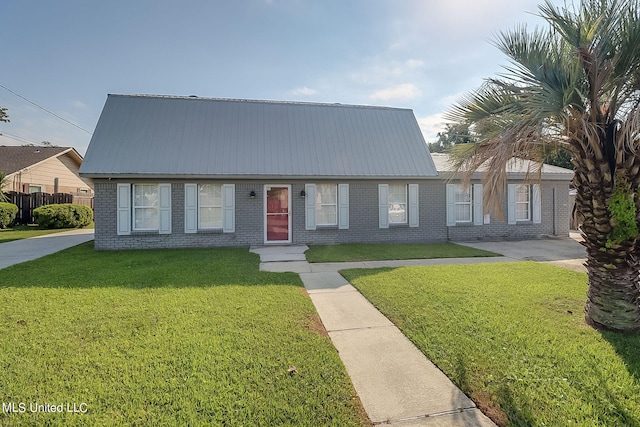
80, 94, 438, 179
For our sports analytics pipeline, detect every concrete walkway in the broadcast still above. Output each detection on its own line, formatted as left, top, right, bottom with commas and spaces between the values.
457, 233, 586, 273
251, 245, 498, 426
1, 233, 583, 425
0, 228, 95, 270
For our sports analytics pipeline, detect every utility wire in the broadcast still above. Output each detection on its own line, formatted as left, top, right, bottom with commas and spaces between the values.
0, 131, 42, 145
0, 83, 93, 135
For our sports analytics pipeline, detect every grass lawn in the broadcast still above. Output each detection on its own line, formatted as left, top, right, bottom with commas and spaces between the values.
0, 223, 94, 244
0, 244, 368, 426
305, 242, 500, 263
342, 262, 640, 427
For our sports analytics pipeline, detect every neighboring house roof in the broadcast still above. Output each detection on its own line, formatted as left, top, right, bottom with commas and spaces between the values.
80, 94, 439, 179
430, 153, 574, 181
0, 146, 82, 176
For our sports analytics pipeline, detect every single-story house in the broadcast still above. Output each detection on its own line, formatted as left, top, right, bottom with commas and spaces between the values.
79, 94, 573, 250
0, 146, 93, 195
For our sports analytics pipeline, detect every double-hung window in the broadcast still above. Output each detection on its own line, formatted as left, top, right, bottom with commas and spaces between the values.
454, 185, 472, 223
117, 183, 171, 235
507, 183, 541, 224
388, 183, 407, 224
379, 183, 419, 228
316, 184, 337, 226
515, 184, 531, 221
184, 183, 235, 233
446, 183, 484, 226
133, 184, 159, 231
304, 183, 349, 230
199, 184, 223, 229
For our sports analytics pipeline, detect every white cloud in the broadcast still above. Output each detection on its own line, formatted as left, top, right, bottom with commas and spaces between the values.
404, 0, 544, 43
291, 86, 319, 96
370, 83, 421, 102
417, 113, 450, 142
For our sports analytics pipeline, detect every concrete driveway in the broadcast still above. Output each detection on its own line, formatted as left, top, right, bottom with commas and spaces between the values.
457, 232, 587, 273
0, 228, 94, 270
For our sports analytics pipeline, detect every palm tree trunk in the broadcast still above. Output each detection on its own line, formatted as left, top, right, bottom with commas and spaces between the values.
584, 244, 640, 331
574, 151, 640, 332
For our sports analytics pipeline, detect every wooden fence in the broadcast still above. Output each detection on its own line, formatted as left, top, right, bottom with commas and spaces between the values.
2, 191, 94, 225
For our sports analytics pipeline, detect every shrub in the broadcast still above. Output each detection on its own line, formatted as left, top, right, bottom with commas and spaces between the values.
0, 202, 18, 228
33, 204, 93, 229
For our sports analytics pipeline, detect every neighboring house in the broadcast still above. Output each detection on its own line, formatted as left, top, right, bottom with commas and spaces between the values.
80, 94, 573, 250
0, 146, 93, 195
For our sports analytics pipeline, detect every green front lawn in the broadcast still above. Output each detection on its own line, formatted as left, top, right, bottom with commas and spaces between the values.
305, 242, 499, 263
342, 263, 640, 426
0, 225, 72, 244
0, 244, 368, 426
0, 223, 94, 244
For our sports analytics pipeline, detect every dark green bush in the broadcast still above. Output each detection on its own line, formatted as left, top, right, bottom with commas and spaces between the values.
33, 204, 93, 229
0, 202, 18, 228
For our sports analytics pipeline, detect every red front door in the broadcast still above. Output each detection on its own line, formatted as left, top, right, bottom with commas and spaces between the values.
265, 186, 290, 243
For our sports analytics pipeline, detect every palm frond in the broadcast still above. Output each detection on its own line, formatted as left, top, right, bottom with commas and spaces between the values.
446, 0, 640, 219
445, 81, 519, 125
447, 117, 548, 218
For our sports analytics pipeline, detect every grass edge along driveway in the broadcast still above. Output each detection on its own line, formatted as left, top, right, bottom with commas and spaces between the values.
0, 243, 368, 426
342, 262, 640, 427
0, 224, 94, 244
305, 242, 500, 263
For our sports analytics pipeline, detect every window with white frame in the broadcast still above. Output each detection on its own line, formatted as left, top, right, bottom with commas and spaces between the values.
316, 184, 337, 226
184, 183, 235, 234
133, 184, 159, 230
379, 183, 418, 228
455, 185, 472, 223
446, 183, 484, 227
116, 183, 171, 235
199, 184, 223, 229
515, 184, 531, 221
305, 183, 349, 230
388, 183, 407, 224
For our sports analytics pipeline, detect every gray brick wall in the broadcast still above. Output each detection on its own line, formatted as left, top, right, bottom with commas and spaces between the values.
93, 179, 571, 250
94, 181, 264, 250
446, 181, 571, 241
292, 181, 447, 244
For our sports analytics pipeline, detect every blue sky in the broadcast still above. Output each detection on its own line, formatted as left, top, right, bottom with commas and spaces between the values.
0, 0, 562, 155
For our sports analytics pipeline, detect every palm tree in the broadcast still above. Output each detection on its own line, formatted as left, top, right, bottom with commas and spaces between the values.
447, 0, 640, 332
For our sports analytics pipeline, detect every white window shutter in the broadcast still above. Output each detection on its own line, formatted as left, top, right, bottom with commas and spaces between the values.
408, 184, 419, 228
473, 184, 484, 226
532, 184, 542, 224
338, 184, 349, 229
507, 184, 517, 225
184, 184, 198, 233
446, 184, 456, 227
116, 183, 131, 236
158, 183, 172, 234
378, 184, 389, 229
222, 184, 235, 233
305, 184, 317, 230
